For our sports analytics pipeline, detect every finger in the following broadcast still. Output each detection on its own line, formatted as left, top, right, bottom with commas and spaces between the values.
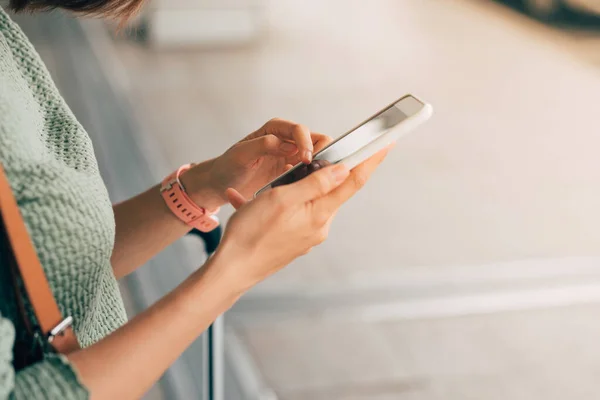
231, 135, 298, 165
225, 188, 248, 210
285, 132, 332, 165
284, 164, 295, 172
280, 163, 350, 204
312, 133, 333, 153
315, 144, 393, 214
263, 119, 314, 164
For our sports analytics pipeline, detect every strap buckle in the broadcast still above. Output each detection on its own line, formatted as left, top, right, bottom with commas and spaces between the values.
47, 316, 73, 343
160, 163, 196, 193
160, 178, 179, 192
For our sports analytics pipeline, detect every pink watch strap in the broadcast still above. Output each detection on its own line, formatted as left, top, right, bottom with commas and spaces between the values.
160, 164, 220, 232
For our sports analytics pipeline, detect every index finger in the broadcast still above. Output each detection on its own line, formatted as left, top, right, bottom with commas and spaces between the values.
285, 132, 333, 165
314, 145, 393, 214
263, 118, 314, 163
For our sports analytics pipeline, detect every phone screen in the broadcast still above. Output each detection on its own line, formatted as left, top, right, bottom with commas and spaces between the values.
268, 100, 410, 189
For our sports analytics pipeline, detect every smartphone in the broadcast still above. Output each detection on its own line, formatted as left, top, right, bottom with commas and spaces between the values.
255, 94, 433, 197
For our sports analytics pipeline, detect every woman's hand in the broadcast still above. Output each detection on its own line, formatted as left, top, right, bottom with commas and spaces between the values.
112, 118, 329, 277
71, 145, 392, 400
211, 146, 392, 291
181, 119, 332, 207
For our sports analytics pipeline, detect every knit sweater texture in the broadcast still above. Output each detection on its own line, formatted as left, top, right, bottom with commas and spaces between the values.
0, 7, 127, 399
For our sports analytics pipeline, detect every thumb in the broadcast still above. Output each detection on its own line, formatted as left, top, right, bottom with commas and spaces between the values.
281, 163, 350, 204
232, 135, 298, 165
225, 188, 248, 210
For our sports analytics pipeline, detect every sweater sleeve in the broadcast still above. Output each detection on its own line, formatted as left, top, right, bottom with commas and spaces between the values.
0, 313, 89, 400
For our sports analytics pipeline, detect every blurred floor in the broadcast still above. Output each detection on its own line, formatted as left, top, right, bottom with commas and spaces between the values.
85, 0, 600, 398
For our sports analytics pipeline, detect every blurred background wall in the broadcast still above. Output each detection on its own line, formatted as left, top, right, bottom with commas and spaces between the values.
7, 0, 600, 399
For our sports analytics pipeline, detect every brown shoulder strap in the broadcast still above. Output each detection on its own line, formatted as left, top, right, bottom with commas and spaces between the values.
0, 164, 79, 354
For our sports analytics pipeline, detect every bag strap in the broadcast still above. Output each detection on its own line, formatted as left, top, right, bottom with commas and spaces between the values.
0, 164, 79, 354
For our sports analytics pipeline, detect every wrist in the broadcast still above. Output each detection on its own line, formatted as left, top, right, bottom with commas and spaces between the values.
191, 249, 249, 301
179, 159, 226, 211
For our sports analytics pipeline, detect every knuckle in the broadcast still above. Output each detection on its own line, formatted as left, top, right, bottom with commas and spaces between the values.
312, 211, 329, 227
268, 188, 286, 210
315, 229, 329, 245
294, 123, 309, 134
262, 134, 279, 148
352, 171, 369, 189
313, 173, 331, 196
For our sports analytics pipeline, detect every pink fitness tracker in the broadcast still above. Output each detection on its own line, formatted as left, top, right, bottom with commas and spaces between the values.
160, 164, 220, 232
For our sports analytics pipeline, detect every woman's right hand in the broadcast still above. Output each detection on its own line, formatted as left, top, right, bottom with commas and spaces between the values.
212, 146, 393, 291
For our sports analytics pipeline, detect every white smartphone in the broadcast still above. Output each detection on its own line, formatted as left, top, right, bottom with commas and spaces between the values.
255, 94, 433, 197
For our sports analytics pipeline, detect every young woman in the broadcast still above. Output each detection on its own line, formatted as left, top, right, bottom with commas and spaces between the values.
0, 1, 391, 398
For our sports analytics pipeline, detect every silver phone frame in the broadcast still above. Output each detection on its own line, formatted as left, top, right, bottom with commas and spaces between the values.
255, 94, 431, 197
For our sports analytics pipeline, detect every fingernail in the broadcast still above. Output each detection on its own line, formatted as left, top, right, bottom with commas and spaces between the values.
280, 142, 297, 153
303, 150, 313, 163
331, 164, 349, 183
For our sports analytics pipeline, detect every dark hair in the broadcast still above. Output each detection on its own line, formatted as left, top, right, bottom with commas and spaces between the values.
9, 0, 144, 18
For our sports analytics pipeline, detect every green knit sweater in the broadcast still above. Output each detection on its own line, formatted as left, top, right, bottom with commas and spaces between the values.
1, 7, 128, 399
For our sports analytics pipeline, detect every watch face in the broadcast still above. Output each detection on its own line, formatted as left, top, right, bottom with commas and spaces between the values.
271, 159, 332, 188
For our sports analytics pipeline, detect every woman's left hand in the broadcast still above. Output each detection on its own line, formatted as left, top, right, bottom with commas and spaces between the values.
182, 119, 332, 207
